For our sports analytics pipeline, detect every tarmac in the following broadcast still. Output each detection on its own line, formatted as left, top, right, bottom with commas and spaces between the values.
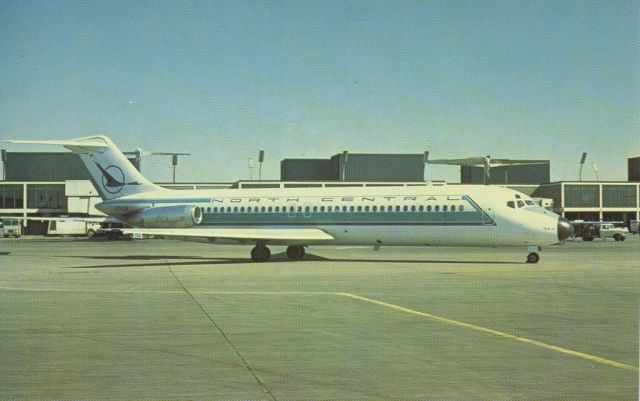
0, 236, 638, 400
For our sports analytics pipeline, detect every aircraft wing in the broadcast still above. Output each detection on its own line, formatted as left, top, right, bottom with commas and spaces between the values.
122, 227, 335, 242
488, 159, 548, 166
428, 158, 486, 166
429, 158, 547, 166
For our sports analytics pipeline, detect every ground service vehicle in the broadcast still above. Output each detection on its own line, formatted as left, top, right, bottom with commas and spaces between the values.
574, 221, 627, 241
1, 219, 22, 238
93, 222, 132, 241
47, 219, 101, 237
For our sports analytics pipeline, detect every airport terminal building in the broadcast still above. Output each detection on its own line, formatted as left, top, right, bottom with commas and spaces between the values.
1, 150, 638, 233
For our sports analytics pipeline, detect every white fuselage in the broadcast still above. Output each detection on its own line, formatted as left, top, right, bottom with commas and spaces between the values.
97, 183, 562, 248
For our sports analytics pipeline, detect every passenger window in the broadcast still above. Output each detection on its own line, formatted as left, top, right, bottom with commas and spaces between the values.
233, 207, 238, 213
411, 205, 416, 212
207, 207, 211, 213
328, 206, 333, 212
313, 206, 318, 212
507, 201, 515, 208
213, 207, 218, 213
459, 205, 464, 211
372, 206, 377, 212
350, 206, 355, 212
443, 205, 448, 212
451, 204, 455, 211
247, 207, 252, 213
267, 206, 272, 212
297, 206, 302, 212
364, 206, 370, 212
320, 206, 325, 212
435, 205, 440, 212
395, 206, 400, 212
418, 205, 424, 212
343, 206, 348, 212
289, 206, 295, 213
427, 205, 432, 212
240, 207, 245, 213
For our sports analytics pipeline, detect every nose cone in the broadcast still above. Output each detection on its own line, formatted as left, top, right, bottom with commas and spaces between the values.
557, 217, 573, 241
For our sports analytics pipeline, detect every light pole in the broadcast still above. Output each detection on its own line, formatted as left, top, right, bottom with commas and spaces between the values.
592, 163, 599, 182
579, 152, 587, 181
258, 150, 264, 180
248, 158, 255, 180
341, 151, 348, 181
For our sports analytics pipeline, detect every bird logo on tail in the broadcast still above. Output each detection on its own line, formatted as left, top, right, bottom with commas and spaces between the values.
93, 159, 141, 194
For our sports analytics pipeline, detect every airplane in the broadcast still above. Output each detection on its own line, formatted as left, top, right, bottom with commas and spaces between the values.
4, 136, 573, 263
428, 156, 548, 184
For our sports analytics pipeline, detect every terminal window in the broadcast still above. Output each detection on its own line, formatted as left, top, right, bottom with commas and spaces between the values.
564, 185, 599, 207
602, 185, 637, 208
0, 185, 23, 209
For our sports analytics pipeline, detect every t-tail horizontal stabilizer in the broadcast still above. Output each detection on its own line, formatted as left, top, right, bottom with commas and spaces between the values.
3, 135, 161, 200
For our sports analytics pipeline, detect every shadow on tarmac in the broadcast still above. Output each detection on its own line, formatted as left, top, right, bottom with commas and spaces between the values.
61, 253, 521, 268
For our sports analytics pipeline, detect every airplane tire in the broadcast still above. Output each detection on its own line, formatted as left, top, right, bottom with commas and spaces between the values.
286, 245, 305, 259
526, 253, 540, 264
251, 245, 271, 262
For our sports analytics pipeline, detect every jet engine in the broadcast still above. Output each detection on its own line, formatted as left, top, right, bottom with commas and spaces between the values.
129, 205, 203, 228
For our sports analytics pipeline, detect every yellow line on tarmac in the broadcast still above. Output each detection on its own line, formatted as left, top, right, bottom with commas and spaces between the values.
337, 292, 639, 372
2, 286, 637, 371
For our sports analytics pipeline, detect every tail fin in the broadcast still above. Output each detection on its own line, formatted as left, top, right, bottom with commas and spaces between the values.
4, 136, 161, 200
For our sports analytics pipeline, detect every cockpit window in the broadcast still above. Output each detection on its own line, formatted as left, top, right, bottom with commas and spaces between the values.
517, 200, 525, 208
507, 201, 515, 208
525, 200, 535, 206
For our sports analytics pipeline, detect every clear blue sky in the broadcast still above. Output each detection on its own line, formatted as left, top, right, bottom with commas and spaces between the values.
1, 0, 638, 183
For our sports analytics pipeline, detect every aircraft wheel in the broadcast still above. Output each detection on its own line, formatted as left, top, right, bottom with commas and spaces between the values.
251, 245, 271, 262
526, 252, 540, 264
286, 245, 305, 259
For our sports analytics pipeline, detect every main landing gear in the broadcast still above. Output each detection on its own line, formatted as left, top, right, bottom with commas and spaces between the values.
249, 244, 306, 262
251, 244, 271, 262
526, 245, 541, 264
286, 245, 305, 259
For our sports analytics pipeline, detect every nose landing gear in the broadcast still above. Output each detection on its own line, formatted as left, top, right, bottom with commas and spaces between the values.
526, 245, 541, 264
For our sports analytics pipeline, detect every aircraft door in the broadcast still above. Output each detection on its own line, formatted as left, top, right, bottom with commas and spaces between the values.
482, 208, 495, 225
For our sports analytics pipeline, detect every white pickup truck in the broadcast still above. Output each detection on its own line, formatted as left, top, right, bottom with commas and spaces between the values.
597, 223, 628, 241
1, 219, 22, 238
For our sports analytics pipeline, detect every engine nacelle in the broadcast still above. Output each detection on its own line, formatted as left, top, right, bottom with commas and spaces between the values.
129, 205, 203, 228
